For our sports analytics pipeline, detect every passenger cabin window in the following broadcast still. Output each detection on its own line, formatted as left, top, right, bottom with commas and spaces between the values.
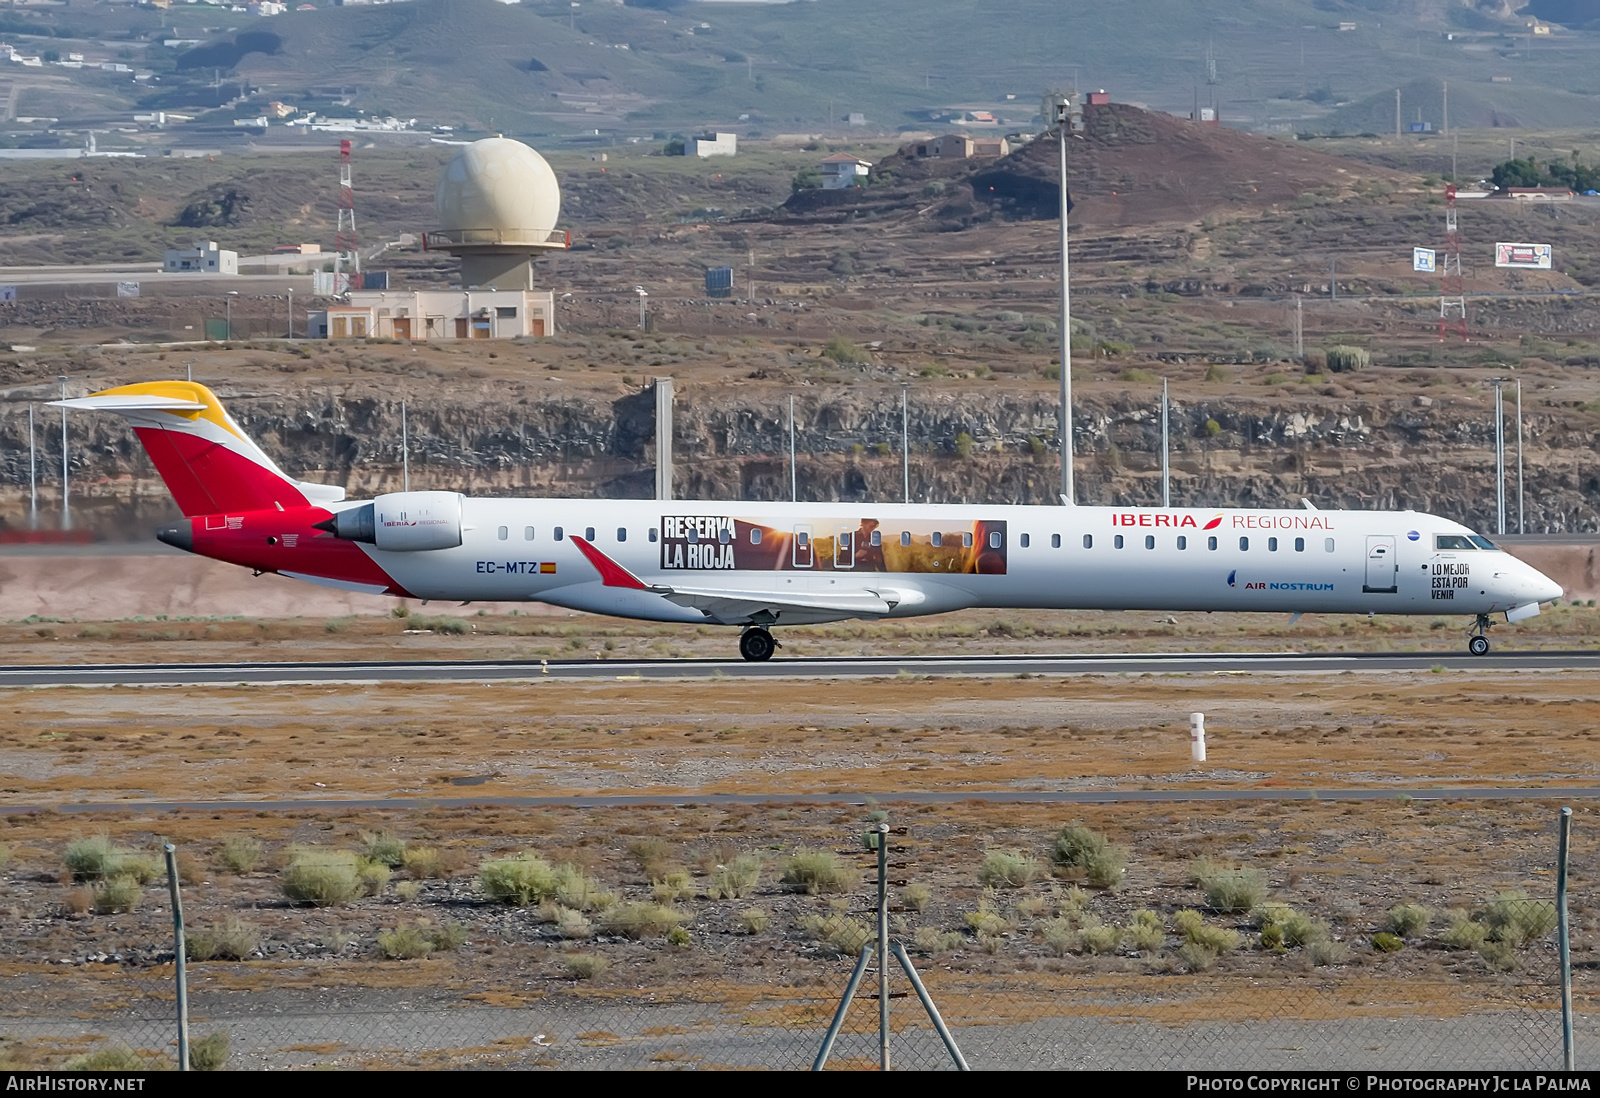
718, 527, 730, 545
585, 527, 596, 542
649, 528, 658, 543
1177, 535, 1188, 550
962, 532, 974, 548
1239, 537, 1249, 551
1324, 538, 1335, 552
1144, 535, 1155, 550
1114, 535, 1125, 549
1020, 533, 1031, 548
870, 530, 881, 547
900, 531, 911, 547
1208, 536, 1218, 551
497, 526, 508, 540
687, 529, 699, 544
554, 526, 564, 541
750, 529, 762, 545
797, 531, 809, 548
931, 532, 942, 547
524, 526, 535, 541
1436, 534, 1476, 550
989, 531, 1002, 549
1268, 537, 1278, 552
617, 527, 627, 542
1052, 534, 1062, 548
1295, 537, 1305, 552
1081, 534, 1092, 549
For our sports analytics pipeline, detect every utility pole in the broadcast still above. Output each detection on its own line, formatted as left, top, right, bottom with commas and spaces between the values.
1329, 257, 1337, 301
27, 403, 36, 529
1160, 377, 1170, 508
1491, 376, 1507, 536
1293, 295, 1303, 361
58, 376, 69, 530
788, 395, 796, 502
287, 287, 294, 339
901, 385, 909, 504
1395, 88, 1401, 139
1451, 132, 1458, 184
401, 399, 409, 492
1442, 79, 1449, 137
1516, 376, 1524, 534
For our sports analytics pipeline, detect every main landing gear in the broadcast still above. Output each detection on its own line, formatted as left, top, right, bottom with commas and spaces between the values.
739, 626, 777, 662
1467, 613, 1492, 656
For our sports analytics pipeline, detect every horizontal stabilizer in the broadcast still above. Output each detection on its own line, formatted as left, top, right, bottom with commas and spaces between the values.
51, 395, 206, 413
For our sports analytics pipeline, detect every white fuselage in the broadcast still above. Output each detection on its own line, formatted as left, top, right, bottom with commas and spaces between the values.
355, 499, 1562, 627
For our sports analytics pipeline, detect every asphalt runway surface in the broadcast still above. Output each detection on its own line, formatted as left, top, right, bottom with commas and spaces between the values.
3, 648, 1599, 687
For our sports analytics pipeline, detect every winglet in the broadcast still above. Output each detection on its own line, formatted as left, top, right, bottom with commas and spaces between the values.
569, 536, 650, 590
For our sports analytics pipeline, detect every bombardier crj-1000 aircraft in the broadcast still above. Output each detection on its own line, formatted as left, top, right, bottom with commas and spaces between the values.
58, 381, 1563, 661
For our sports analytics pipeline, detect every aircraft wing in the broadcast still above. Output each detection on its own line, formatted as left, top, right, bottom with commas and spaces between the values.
658, 585, 893, 622
567, 536, 910, 624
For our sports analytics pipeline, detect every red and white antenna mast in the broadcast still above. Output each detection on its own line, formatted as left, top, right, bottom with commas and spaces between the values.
334, 138, 361, 291
1439, 183, 1466, 341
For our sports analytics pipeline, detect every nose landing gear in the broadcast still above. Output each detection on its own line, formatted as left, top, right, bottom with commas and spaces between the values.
739, 626, 777, 662
1467, 613, 1492, 656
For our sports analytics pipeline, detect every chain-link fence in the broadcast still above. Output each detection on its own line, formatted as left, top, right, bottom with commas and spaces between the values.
1, 808, 1590, 1071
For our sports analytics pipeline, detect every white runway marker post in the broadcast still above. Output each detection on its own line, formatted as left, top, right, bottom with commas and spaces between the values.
1190, 712, 1206, 762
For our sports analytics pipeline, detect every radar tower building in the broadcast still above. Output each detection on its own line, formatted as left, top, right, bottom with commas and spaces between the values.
424, 137, 569, 291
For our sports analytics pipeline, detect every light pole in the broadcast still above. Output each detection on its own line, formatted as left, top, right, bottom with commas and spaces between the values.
634, 286, 647, 331
225, 290, 239, 341
287, 287, 294, 340
1045, 91, 1077, 505
27, 402, 36, 529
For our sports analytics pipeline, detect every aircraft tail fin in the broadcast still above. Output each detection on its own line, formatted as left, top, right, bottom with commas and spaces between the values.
53, 381, 344, 517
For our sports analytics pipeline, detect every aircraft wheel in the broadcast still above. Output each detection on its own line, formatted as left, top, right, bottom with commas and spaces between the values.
739, 628, 776, 662
1468, 635, 1490, 656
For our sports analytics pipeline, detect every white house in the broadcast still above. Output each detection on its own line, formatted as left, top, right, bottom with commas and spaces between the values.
692, 132, 737, 158
162, 241, 238, 275
818, 153, 872, 189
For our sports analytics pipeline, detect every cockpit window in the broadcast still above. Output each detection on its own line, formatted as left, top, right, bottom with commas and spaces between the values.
1469, 535, 1498, 550
1435, 535, 1475, 550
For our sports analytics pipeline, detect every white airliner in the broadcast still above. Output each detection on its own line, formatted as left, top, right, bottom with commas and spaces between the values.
57, 381, 1563, 661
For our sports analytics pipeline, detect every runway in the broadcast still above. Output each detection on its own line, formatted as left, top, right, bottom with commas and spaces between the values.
4, 786, 1595, 816
1, 648, 1598, 687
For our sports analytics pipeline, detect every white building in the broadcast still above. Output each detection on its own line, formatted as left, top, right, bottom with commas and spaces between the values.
818, 153, 872, 188
692, 132, 737, 158
162, 241, 238, 275
308, 289, 556, 341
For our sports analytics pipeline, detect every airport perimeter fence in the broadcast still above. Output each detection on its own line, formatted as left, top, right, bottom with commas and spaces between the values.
1, 811, 1591, 1071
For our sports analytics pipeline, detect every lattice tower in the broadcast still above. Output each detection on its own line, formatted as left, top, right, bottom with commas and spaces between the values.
335, 138, 361, 290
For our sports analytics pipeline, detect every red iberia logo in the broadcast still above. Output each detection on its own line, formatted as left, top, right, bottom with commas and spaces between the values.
1111, 512, 1222, 529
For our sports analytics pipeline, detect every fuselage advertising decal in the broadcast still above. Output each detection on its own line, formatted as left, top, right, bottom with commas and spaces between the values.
660, 515, 1007, 575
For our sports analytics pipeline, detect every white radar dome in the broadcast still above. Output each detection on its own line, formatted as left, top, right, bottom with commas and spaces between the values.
436, 137, 561, 240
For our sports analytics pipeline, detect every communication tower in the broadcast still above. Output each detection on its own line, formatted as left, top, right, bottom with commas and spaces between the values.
335, 138, 361, 292
1439, 183, 1466, 341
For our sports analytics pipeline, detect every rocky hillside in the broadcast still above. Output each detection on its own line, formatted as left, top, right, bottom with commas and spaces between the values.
3, 378, 1594, 537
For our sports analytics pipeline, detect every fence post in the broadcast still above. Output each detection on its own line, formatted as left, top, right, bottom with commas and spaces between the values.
892, 941, 969, 1070
813, 945, 874, 1071
1558, 806, 1574, 1071
163, 844, 189, 1071
876, 821, 889, 1071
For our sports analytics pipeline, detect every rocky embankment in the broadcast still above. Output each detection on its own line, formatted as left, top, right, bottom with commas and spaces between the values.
0, 381, 1595, 536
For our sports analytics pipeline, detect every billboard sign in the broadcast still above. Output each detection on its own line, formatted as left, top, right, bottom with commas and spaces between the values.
0, 286, 15, 302
1495, 242, 1552, 269
1412, 248, 1436, 272
115, 281, 140, 298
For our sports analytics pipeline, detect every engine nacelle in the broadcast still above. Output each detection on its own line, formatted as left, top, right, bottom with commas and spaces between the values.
322, 491, 463, 552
